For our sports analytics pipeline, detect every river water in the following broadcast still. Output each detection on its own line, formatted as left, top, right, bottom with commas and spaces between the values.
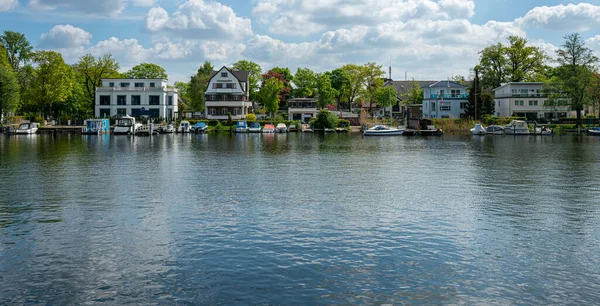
1, 133, 600, 305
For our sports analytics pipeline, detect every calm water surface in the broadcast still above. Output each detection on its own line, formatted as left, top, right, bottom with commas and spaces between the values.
1, 133, 600, 304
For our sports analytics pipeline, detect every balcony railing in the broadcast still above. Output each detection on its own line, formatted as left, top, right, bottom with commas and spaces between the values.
430, 94, 469, 99
97, 86, 166, 92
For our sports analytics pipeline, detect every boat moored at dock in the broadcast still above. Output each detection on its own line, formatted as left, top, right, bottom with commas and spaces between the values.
14, 122, 39, 134
363, 125, 404, 136
275, 123, 288, 133
486, 125, 505, 135
113, 116, 140, 135
191, 122, 208, 134
505, 120, 530, 135
235, 121, 249, 133
248, 122, 261, 133
178, 121, 191, 133
470, 124, 486, 135
263, 124, 275, 133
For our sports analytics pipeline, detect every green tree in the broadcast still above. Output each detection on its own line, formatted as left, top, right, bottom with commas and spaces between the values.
0, 31, 33, 71
270, 67, 293, 83
0, 46, 20, 118
552, 33, 599, 131
505, 36, 547, 82
464, 69, 482, 119
329, 68, 351, 109
188, 61, 213, 112
452, 75, 467, 85
232, 60, 262, 102
478, 43, 507, 89
174, 81, 190, 112
359, 62, 385, 114
75, 54, 121, 110
258, 77, 284, 116
316, 73, 337, 109
400, 79, 424, 105
340, 64, 364, 111
27, 51, 73, 117
374, 85, 397, 117
262, 69, 291, 103
126, 62, 168, 79
293, 67, 317, 98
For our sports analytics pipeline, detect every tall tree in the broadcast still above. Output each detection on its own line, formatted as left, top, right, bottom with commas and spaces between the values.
505, 36, 547, 82
75, 54, 121, 109
258, 77, 284, 116
374, 85, 397, 117
293, 67, 317, 98
316, 73, 337, 109
27, 51, 73, 117
262, 69, 291, 103
328, 68, 350, 109
232, 60, 262, 102
552, 33, 599, 131
126, 62, 168, 79
0, 46, 20, 118
0, 31, 32, 71
173, 81, 190, 113
188, 61, 213, 112
400, 80, 424, 105
478, 43, 507, 89
340, 64, 364, 111
360, 62, 385, 114
464, 69, 482, 119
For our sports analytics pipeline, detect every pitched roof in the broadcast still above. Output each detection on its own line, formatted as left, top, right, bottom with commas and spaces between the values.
427, 80, 468, 88
384, 80, 437, 95
209, 67, 249, 83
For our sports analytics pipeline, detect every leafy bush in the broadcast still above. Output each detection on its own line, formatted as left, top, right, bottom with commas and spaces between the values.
246, 113, 257, 122
313, 109, 338, 129
34, 116, 44, 124
208, 120, 219, 126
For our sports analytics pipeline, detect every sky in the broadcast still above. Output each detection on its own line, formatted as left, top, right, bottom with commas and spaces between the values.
1, 0, 600, 84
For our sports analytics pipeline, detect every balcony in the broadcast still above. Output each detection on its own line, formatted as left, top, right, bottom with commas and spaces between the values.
429, 94, 469, 99
97, 86, 166, 92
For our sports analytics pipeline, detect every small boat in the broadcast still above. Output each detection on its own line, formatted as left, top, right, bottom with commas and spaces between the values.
324, 128, 336, 132
160, 124, 175, 134
470, 124, 487, 135
82, 119, 110, 135
301, 124, 313, 132
486, 125, 504, 135
275, 123, 288, 133
248, 122, 261, 133
505, 120, 530, 135
588, 127, 600, 136
135, 123, 159, 136
534, 126, 553, 135
113, 115, 139, 135
14, 122, 39, 134
191, 122, 207, 134
363, 125, 404, 136
288, 124, 298, 132
263, 124, 275, 133
235, 121, 248, 133
178, 120, 191, 133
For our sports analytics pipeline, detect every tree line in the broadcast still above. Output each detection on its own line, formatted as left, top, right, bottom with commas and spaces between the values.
0, 31, 169, 122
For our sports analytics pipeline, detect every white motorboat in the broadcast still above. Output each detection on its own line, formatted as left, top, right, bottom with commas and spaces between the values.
113, 116, 140, 135
161, 124, 175, 134
534, 126, 553, 135
301, 124, 313, 133
14, 122, 39, 134
470, 124, 487, 135
363, 125, 405, 136
178, 120, 191, 133
486, 125, 504, 135
589, 127, 600, 136
275, 123, 288, 133
504, 120, 530, 135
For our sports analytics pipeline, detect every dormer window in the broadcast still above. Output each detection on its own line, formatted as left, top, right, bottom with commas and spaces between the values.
221, 72, 228, 77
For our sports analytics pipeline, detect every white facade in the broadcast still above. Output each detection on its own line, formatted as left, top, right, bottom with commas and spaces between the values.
422, 81, 468, 118
95, 79, 178, 120
493, 82, 574, 119
204, 67, 252, 120
288, 98, 318, 123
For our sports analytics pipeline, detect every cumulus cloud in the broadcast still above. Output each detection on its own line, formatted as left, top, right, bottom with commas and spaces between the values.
587, 35, 600, 57
0, 0, 18, 11
516, 3, 600, 32
39, 25, 92, 49
131, 0, 155, 7
145, 0, 252, 41
252, 0, 476, 36
29, 0, 128, 16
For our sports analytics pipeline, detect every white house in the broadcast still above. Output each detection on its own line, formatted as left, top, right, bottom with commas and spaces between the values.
95, 78, 178, 120
493, 82, 575, 120
422, 81, 469, 118
204, 66, 252, 120
288, 98, 318, 122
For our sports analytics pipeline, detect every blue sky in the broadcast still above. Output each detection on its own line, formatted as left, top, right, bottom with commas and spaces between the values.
1, 0, 600, 84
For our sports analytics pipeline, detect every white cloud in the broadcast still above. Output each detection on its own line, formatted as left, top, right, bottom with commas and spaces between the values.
39, 25, 92, 49
131, 0, 154, 7
0, 0, 18, 11
252, 0, 476, 36
145, 0, 253, 41
586, 35, 600, 58
516, 3, 600, 32
29, 0, 128, 16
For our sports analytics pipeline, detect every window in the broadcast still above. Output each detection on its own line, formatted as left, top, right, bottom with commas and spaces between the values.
117, 108, 127, 116
441, 105, 451, 111
109, 82, 115, 87
528, 100, 538, 106
512, 89, 518, 96
168, 96, 173, 105
226, 83, 236, 89
451, 89, 460, 97
135, 82, 144, 88
120, 82, 130, 87
99, 109, 111, 117
515, 100, 524, 106
431, 102, 436, 109
149, 95, 160, 105
213, 83, 224, 89
99, 96, 111, 105
149, 82, 155, 88
234, 108, 239, 115
460, 102, 467, 109
117, 95, 127, 105
221, 108, 227, 115
210, 108, 216, 115
221, 72, 228, 77
131, 95, 141, 105
520, 89, 528, 96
